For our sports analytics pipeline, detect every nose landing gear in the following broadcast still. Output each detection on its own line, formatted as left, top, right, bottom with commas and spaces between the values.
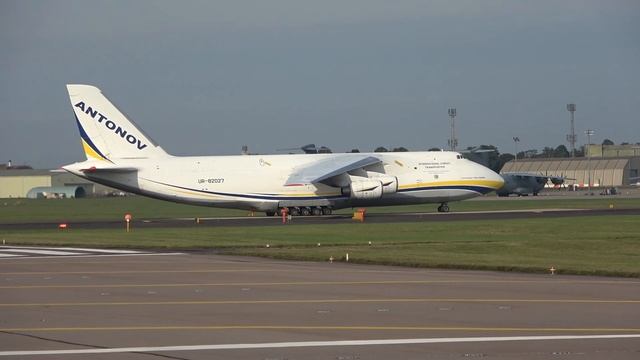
437, 203, 450, 213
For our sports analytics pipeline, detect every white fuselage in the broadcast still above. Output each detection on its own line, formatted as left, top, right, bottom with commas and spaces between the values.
64, 151, 504, 212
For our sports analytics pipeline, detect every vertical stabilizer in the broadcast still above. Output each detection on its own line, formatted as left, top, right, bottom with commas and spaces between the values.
67, 84, 168, 161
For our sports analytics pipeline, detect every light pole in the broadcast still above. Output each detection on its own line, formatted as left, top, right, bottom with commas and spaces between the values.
585, 129, 594, 192
567, 104, 577, 157
513, 137, 520, 164
447, 108, 457, 151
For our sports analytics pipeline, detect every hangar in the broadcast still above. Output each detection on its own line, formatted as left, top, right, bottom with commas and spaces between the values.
0, 169, 116, 198
26, 185, 87, 199
501, 157, 640, 187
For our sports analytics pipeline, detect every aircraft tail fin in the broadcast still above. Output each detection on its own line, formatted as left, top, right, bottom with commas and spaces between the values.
66, 84, 168, 162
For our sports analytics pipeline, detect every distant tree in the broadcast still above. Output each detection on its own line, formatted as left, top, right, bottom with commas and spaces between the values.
392, 147, 409, 152
428, 147, 442, 151
602, 139, 614, 146
349, 148, 360, 153
553, 145, 570, 158
523, 149, 538, 158
540, 147, 555, 158
497, 153, 515, 171
374, 146, 388, 152
621, 142, 630, 145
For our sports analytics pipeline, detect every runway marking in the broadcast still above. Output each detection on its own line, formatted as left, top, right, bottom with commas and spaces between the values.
0, 246, 183, 260
0, 253, 23, 258
2, 298, 639, 307
1, 334, 640, 356
2, 325, 640, 333
1, 279, 638, 289
1, 253, 184, 260
0, 246, 146, 254
0, 249, 81, 256
0, 269, 298, 275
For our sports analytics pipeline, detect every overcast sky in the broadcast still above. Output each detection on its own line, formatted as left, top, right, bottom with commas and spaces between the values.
1, 0, 639, 168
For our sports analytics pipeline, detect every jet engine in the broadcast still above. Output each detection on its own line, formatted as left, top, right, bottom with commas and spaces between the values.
367, 172, 398, 194
343, 179, 384, 199
550, 177, 565, 185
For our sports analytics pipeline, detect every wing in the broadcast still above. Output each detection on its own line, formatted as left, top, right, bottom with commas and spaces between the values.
285, 154, 382, 186
502, 172, 570, 185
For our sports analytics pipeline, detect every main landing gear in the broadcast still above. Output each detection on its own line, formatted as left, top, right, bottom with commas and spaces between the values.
267, 206, 333, 217
437, 203, 450, 213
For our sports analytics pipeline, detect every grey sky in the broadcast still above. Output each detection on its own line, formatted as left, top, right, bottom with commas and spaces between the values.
1, 0, 639, 168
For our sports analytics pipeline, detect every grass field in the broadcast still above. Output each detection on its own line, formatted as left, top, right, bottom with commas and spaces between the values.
2, 196, 638, 277
1, 215, 639, 277
1, 196, 639, 223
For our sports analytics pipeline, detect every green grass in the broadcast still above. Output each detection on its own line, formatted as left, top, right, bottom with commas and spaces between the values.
1, 196, 639, 223
2, 216, 639, 277
0, 197, 248, 223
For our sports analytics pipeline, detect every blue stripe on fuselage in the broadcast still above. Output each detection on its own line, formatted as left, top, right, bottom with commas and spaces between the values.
147, 180, 494, 201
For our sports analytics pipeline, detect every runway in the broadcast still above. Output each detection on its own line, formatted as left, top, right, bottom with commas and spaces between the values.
1, 251, 638, 359
2, 207, 639, 230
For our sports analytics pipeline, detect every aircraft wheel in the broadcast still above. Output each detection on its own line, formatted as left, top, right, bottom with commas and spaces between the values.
312, 207, 322, 216
290, 207, 301, 216
322, 207, 332, 215
265, 211, 275, 216
437, 203, 450, 213
301, 207, 311, 216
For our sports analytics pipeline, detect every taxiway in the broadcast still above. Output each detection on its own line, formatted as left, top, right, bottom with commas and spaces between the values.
0, 251, 638, 359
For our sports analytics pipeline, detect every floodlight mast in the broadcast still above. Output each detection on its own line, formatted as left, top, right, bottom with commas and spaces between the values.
585, 129, 595, 192
566, 104, 577, 157
448, 108, 457, 151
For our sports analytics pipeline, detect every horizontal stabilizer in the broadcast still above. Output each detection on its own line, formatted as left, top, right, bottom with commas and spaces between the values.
81, 165, 138, 173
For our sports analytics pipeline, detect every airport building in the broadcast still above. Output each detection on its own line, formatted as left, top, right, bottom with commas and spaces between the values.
501, 156, 640, 188
585, 144, 640, 158
0, 169, 116, 198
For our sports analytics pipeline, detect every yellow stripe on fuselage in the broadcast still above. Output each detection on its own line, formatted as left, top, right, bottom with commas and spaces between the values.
399, 179, 504, 190
270, 179, 503, 197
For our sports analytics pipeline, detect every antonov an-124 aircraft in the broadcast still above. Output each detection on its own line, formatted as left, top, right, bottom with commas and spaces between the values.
63, 85, 504, 216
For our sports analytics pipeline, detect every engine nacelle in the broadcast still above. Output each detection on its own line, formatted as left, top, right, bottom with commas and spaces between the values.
366, 172, 398, 194
344, 179, 383, 200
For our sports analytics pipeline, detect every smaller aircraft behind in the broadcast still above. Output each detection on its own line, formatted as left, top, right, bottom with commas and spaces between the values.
497, 173, 567, 197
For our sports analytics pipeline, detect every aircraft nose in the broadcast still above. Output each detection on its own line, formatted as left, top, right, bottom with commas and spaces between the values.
487, 169, 505, 190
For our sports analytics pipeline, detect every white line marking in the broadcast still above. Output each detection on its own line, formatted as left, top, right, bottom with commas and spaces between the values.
0, 253, 24, 258
7, 253, 183, 260
0, 249, 81, 256
0, 246, 142, 254
1, 334, 638, 356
